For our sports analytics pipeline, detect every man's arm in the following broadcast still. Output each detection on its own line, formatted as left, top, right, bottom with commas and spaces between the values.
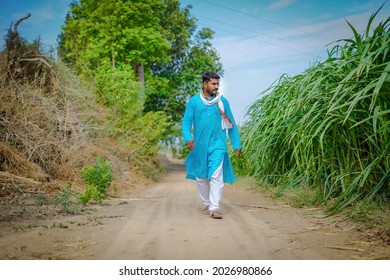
182, 98, 194, 150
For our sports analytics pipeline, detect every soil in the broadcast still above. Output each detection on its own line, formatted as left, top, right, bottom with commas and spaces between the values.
0, 157, 389, 260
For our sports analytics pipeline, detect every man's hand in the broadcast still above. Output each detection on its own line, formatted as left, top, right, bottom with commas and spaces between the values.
234, 149, 242, 157
186, 140, 194, 150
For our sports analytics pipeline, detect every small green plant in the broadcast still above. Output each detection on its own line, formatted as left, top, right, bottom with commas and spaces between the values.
32, 183, 79, 214
51, 222, 68, 229
77, 185, 105, 205
50, 182, 79, 214
80, 155, 113, 195
51, 182, 72, 205
111, 185, 120, 198
34, 192, 49, 206
77, 156, 113, 205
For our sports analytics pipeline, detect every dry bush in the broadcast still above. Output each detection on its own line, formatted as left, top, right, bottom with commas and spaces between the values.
0, 58, 138, 197
0, 15, 150, 200
4, 14, 56, 91
1, 80, 67, 177
0, 42, 100, 195
0, 142, 48, 181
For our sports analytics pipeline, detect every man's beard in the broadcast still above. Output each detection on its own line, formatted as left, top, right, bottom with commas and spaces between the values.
206, 87, 216, 96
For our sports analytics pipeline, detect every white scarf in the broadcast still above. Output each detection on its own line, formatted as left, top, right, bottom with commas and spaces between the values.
199, 91, 233, 130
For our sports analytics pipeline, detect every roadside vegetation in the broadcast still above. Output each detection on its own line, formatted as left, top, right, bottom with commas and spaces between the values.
233, 8, 389, 230
0, 0, 223, 216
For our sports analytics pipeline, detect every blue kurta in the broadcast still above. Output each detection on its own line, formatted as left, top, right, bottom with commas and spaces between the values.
182, 93, 242, 183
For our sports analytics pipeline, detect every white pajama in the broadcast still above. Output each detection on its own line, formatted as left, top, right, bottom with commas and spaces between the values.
196, 159, 224, 212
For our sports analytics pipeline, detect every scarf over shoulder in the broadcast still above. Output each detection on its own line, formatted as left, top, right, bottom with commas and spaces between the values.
199, 91, 233, 130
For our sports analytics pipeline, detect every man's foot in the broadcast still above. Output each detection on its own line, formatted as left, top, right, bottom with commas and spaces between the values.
202, 205, 210, 215
209, 210, 222, 219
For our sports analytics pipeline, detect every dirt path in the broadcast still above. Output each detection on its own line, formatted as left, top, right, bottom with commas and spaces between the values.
0, 164, 389, 260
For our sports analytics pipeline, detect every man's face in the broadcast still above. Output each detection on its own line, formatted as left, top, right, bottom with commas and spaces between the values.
204, 78, 219, 96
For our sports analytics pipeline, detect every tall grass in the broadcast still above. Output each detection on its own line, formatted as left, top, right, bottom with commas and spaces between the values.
239, 8, 389, 213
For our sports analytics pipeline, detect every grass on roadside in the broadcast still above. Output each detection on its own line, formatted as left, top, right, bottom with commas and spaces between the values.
236, 7, 390, 218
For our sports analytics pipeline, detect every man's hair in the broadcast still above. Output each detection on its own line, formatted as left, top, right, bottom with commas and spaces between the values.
202, 72, 220, 83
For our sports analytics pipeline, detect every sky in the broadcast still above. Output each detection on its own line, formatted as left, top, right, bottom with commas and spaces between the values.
1, 0, 389, 124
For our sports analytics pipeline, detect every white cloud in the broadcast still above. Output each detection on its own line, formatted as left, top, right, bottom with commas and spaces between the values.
267, 0, 297, 11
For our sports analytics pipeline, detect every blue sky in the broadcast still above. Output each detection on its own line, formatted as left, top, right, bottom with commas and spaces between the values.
1, 0, 389, 124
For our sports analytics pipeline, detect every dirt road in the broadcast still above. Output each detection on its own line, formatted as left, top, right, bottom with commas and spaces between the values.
0, 162, 388, 260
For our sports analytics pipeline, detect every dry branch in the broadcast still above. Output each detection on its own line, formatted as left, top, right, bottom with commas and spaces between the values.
13, 13, 31, 34
234, 203, 277, 210
5, 13, 55, 88
19, 57, 52, 68
0, 171, 41, 188
326, 246, 366, 252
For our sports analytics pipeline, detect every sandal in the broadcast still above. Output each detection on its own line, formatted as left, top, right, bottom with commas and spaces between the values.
202, 205, 210, 215
209, 210, 222, 219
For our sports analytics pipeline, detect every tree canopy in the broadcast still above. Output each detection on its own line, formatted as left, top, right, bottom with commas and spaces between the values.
58, 0, 170, 70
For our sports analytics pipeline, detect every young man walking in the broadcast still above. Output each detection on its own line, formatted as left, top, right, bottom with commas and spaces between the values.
182, 72, 242, 219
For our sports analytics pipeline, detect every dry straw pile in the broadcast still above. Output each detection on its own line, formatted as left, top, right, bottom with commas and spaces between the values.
0, 15, 116, 197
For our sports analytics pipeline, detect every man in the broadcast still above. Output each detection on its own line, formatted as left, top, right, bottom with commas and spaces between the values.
182, 72, 242, 219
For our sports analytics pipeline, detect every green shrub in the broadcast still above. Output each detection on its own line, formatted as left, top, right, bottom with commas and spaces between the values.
78, 156, 113, 204
94, 65, 143, 123
94, 65, 170, 176
80, 155, 113, 195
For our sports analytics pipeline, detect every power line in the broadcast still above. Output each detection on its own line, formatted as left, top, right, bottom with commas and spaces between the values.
193, 12, 321, 53
192, 13, 318, 56
199, 0, 334, 41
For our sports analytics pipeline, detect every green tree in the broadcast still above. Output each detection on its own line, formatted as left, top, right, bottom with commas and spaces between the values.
58, 0, 170, 77
147, 1, 224, 124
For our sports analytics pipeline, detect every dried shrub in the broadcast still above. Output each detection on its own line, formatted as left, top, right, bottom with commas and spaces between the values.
4, 14, 55, 90
0, 15, 158, 201
0, 142, 48, 181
